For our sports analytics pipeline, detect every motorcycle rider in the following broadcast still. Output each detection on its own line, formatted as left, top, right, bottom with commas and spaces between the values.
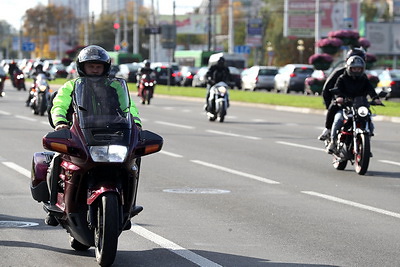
0, 66, 6, 97
136, 59, 155, 100
26, 62, 47, 106
8, 60, 19, 88
318, 47, 367, 141
45, 45, 142, 226
326, 55, 381, 154
204, 57, 231, 111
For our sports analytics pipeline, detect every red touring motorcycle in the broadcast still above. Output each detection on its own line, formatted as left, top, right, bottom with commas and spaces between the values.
138, 73, 156, 105
30, 77, 163, 266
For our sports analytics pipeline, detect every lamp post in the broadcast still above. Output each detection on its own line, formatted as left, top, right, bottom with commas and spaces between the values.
297, 39, 304, 63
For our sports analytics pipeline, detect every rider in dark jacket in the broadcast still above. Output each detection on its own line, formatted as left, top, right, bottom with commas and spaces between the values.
318, 47, 367, 141
204, 57, 230, 111
326, 55, 381, 153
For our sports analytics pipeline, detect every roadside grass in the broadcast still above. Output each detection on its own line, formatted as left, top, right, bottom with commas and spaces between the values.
47, 79, 400, 117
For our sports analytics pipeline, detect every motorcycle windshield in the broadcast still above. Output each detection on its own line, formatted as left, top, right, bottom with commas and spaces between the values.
73, 77, 132, 145
352, 96, 370, 108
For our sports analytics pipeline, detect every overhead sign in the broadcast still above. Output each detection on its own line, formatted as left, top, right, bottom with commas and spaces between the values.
145, 26, 161, 35
366, 22, 400, 55
234, 45, 251, 54
22, 42, 35, 52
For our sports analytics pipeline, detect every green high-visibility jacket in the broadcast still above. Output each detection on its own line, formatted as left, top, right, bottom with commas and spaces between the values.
51, 78, 142, 127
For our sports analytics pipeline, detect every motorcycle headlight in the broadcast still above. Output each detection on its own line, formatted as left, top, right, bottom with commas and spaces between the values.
218, 87, 227, 94
89, 145, 128, 162
144, 82, 149, 86
357, 106, 369, 117
38, 85, 47, 92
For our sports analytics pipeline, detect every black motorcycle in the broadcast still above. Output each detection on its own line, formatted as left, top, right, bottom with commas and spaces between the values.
326, 95, 383, 175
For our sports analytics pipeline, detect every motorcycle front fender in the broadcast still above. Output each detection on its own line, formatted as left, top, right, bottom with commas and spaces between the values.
87, 187, 120, 205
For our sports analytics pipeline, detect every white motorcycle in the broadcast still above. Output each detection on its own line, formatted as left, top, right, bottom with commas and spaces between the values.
206, 81, 230, 122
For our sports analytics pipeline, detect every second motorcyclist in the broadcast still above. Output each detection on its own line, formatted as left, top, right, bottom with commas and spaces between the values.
326, 55, 381, 154
204, 57, 231, 112
45, 45, 142, 226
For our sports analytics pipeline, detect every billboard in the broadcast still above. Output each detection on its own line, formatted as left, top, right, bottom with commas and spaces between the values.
159, 14, 221, 35
366, 22, 400, 55
284, 0, 360, 38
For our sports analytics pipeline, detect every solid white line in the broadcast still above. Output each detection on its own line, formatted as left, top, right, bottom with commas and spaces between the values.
131, 224, 222, 267
276, 141, 325, 152
1, 162, 30, 178
302, 191, 400, 219
155, 121, 195, 129
379, 160, 400, 167
159, 150, 183, 158
206, 129, 261, 140
191, 160, 280, 184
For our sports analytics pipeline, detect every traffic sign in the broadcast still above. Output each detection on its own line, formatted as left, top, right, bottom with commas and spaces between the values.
22, 42, 35, 52
234, 45, 250, 54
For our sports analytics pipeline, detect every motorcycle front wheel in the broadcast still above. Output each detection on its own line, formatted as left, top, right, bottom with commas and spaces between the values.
354, 133, 370, 175
95, 192, 119, 267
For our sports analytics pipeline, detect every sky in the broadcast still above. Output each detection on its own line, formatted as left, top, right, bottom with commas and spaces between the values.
0, 0, 203, 31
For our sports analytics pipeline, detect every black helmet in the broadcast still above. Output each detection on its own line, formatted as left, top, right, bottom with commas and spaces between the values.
76, 45, 111, 77
346, 47, 366, 61
143, 59, 151, 68
346, 55, 365, 78
217, 57, 225, 65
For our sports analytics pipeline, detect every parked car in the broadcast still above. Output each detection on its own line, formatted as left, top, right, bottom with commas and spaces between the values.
374, 69, 400, 99
179, 66, 199, 86
192, 67, 209, 87
115, 63, 142, 83
66, 62, 78, 79
304, 70, 326, 95
48, 63, 68, 80
228, 66, 242, 89
274, 64, 314, 93
152, 64, 176, 85
151, 62, 180, 85
241, 66, 279, 91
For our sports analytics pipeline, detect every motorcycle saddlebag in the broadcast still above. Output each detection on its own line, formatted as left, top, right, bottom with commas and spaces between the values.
30, 152, 54, 202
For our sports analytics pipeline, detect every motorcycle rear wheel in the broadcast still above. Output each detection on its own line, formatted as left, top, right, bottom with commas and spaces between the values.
355, 134, 370, 175
95, 193, 119, 267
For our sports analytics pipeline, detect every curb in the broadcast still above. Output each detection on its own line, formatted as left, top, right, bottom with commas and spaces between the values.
155, 94, 400, 124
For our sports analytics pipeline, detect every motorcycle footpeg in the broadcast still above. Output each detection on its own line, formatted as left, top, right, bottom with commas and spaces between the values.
43, 203, 63, 218
130, 205, 143, 217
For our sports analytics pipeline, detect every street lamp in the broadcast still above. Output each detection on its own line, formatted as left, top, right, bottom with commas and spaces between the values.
297, 39, 304, 63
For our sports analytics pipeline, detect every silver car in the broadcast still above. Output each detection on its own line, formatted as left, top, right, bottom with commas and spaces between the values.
274, 64, 314, 93
241, 66, 278, 91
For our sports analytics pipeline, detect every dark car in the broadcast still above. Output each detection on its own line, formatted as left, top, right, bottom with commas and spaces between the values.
179, 66, 199, 86
152, 65, 176, 85
228, 66, 242, 89
375, 69, 400, 99
48, 63, 68, 80
115, 63, 142, 83
192, 67, 208, 87
274, 64, 314, 93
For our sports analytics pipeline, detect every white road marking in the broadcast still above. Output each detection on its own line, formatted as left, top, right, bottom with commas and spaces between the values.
276, 141, 325, 152
0, 110, 11, 115
131, 224, 222, 267
191, 160, 280, 184
155, 121, 195, 129
206, 129, 261, 140
1, 162, 30, 178
159, 150, 183, 158
302, 191, 400, 219
379, 160, 400, 167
